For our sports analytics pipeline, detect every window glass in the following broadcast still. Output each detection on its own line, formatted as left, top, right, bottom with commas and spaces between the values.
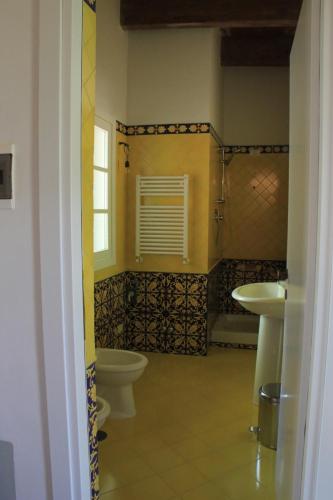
94, 213, 109, 253
94, 125, 108, 169
93, 170, 108, 210
93, 117, 116, 270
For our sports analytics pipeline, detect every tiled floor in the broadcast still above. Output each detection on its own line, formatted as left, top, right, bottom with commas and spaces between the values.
98, 346, 277, 500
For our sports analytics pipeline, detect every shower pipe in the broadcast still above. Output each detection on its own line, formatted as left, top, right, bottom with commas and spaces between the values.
217, 146, 242, 204
118, 141, 130, 168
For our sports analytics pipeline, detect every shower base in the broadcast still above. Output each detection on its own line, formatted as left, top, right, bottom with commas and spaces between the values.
211, 314, 259, 346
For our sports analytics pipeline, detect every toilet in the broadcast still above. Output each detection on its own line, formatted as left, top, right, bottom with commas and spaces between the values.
96, 348, 148, 419
96, 395, 111, 430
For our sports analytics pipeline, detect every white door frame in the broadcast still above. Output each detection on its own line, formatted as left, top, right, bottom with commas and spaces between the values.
37, 0, 333, 499
38, 0, 91, 498
301, 1, 333, 498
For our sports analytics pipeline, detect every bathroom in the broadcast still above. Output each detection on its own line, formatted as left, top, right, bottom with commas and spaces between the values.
82, 0, 291, 499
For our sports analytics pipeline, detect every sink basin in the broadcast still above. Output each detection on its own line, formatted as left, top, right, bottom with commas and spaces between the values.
232, 281, 286, 404
232, 282, 285, 319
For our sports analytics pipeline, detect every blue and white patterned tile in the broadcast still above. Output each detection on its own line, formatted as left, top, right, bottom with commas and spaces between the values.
86, 363, 99, 500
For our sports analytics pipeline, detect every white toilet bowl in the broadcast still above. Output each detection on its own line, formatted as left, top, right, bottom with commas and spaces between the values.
96, 395, 111, 430
96, 348, 148, 419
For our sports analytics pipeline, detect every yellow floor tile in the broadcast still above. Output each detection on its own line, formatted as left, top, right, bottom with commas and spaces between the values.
157, 423, 195, 445
142, 446, 185, 473
191, 440, 259, 481
129, 432, 166, 455
100, 475, 177, 500
214, 461, 274, 500
171, 436, 211, 460
181, 481, 232, 500
196, 416, 258, 451
159, 462, 207, 495
99, 456, 154, 494
99, 438, 138, 466
98, 347, 277, 500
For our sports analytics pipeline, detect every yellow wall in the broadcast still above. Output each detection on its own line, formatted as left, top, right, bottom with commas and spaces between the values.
95, 130, 128, 281
126, 134, 212, 274
82, 2, 96, 367
222, 153, 289, 260
208, 135, 223, 271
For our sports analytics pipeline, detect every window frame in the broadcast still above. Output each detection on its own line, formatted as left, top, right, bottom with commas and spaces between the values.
93, 115, 117, 270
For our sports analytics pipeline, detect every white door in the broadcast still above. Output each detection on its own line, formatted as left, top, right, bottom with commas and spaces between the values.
276, 0, 321, 498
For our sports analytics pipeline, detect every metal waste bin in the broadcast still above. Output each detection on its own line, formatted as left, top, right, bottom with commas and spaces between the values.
258, 383, 281, 450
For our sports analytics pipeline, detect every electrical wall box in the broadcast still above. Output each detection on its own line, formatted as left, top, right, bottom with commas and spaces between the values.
0, 144, 15, 209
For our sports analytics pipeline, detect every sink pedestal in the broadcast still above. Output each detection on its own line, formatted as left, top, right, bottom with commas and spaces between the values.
231, 282, 286, 405
253, 316, 284, 405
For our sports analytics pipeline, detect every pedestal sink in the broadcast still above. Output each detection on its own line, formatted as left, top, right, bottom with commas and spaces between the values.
232, 282, 286, 404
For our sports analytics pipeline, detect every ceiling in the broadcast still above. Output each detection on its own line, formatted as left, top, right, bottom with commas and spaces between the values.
120, 0, 303, 66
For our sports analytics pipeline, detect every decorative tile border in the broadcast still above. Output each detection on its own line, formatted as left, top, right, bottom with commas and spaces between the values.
83, 0, 96, 12
116, 121, 128, 135
218, 259, 287, 315
86, 363, 99, 500
126, 122, 211, 136
224, 145, 289, 154
210, 341, 257, 351
115, 122, 288, 153
115, 121, 223, 142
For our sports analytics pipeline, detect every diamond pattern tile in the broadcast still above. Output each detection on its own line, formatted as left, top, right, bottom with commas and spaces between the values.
222, 154, 289, 260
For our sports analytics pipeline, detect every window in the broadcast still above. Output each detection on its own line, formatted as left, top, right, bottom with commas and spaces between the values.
93, 117, 116, 270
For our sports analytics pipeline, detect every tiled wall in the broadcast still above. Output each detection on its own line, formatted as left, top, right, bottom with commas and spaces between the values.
126, 133, 212, 274
86, 362, 99, 500
207, 263, 219, 337
222, 150, 289, 261
114, 120, 223, 275
95, 272, 126, 349
218, 259, 287, 315
95, 266, 219, 356
126, 271, 209, 355
94, 259, 287, 355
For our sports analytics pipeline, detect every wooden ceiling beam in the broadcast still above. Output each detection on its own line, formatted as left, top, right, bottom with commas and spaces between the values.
221, 29, 294, 66
120, 0, 302, 30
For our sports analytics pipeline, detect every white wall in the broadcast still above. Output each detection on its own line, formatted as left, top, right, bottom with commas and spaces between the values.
127, 28, 224, 136
222, 67, 290, 144
210, 30, 224, 137
0, 1, 50, 498
96, 0, 128, 123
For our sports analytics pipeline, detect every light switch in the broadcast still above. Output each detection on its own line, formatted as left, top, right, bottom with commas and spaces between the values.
0, 145, 15, 209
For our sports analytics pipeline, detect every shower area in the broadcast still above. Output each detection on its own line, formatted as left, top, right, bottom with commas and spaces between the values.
210, 144, 289, 348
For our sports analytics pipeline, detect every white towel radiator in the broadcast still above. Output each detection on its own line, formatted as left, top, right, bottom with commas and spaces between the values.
135, 175, 189, 263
